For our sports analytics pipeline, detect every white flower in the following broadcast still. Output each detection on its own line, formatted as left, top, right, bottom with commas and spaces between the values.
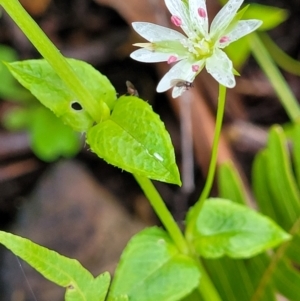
130, 0, 262, 97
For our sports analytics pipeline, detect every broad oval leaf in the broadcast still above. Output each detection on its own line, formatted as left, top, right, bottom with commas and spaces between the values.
107, 227, 200, 301
0, 231, 110, 301
87, 95, 181, 185
6, 58, 117, 132
186, 198, 291, 258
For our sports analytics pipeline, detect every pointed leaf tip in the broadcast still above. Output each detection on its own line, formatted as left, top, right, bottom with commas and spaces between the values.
186, 198, 291, 258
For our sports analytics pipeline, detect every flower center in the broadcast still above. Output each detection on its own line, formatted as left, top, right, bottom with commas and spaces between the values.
194, 39, 212, 57
181, 37, 213, 59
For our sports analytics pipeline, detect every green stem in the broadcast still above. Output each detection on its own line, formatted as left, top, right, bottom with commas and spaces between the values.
133, 174, 189, 255
197, 261, 223, 301
184, 84, 227, 301
0, 0, 110, 122
249, 32, 300, 122
134, 174, 223, 301
188, 84, 227, 222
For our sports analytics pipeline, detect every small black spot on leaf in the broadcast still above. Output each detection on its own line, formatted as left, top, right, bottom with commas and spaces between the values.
71, 102, 83, 111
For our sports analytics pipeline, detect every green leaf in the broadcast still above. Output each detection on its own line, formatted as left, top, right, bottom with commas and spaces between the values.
265, 126, 300, 230
273, 259, 300, 301
252, 150, 278, 221
111, 296, 129, 301
186, 198, 290, 259
29, 106, 81, 161
107, 227, 200, 301
244, 4, 288, 31
202, 254, 276, 301
87, 95, 181, 185
0, 231, 110, 301
285, 121, 300, 187
218, 161, 249, 205
0, 45, 31, 101
6, 58, 117, 132
259, 32, 300, 77
2, 106, 31, 130
3, 105, 81, 161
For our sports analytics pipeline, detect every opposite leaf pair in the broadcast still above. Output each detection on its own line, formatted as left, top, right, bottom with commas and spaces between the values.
0, 198, 290, 301
6, 59, 181, 185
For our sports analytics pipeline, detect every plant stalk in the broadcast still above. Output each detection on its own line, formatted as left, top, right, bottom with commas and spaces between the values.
134, 174, 223, 301
133, 174, 189, 255
187, 84, 227, 226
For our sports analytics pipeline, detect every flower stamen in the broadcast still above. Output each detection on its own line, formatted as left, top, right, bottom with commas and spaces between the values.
168, 55, 178, 64
219, 36, 230, 43
171, 15, 182, 26
192, 65, 199, 72
198, 8, 206, 18
130, 0, 263, 97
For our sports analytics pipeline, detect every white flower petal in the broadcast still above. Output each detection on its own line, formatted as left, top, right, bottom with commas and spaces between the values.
189, 0, 208, 37
130, 48, 173, 62
156, 59, 196, 93
132, 22, 186, 42
218, 19, 263, 48
164, 0, 194, 36
206, 49, 235, 88
172, 86, 187, 98
210, 0, 244, 40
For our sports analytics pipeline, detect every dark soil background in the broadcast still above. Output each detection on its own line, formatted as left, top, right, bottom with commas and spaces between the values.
0, 0, 299, 300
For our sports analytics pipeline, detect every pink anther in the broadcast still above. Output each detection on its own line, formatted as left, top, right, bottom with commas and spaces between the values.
192, 65, 199, 72
219, 36, 230, 43
198, 8, 206, 18
171, 15, 182, 26
167, 55, 178, 64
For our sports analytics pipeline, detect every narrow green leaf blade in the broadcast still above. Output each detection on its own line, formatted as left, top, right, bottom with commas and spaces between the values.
273, 259, 300, 301
259, 32, 300, 77
0, 231, 110, 301
87, 95, 181, 184
218, 161, 249, 205
107, 227, 200, 301
186, 198, 290, 258
266, 126, 300, 230
252, 150, 279, 221
286, 121, 300, 187
6, 59, 117, 132
203, 254, 276, 301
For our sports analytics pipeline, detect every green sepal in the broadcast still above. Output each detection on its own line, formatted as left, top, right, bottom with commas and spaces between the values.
87, 95, 181, 185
